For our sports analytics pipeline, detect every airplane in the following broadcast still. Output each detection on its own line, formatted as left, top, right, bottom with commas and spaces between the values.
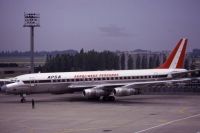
0, 38, 199, 102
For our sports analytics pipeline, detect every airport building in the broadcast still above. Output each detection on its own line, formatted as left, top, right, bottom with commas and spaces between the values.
117, 50, 168, 70
117, 49, 200, 70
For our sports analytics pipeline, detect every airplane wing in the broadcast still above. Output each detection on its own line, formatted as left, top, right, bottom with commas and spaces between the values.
68, 77, 196, 92
170, 69, 200, 78
68, 83, 125, 90
70, 77, 199, 98
122, 78, 192, 89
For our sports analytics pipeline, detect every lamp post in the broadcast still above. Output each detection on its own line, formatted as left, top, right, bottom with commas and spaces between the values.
24, 13, 40, 73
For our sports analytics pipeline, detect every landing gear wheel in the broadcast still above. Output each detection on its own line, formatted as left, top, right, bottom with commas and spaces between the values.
109, 96, 115, 101
102, 96, 108, 101
20, 94, 26, 103
20, 98, 26, 103
88, 97, 100, 101
102, 96, 115, 102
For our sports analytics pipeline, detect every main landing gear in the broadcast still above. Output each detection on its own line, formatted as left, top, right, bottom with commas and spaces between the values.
88, 97, 101, 101
20, 94, 26, 103
102, 96, 115, 101
87, 96, 116, 102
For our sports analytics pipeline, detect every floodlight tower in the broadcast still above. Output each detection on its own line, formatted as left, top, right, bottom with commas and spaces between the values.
24, 13, 40, 73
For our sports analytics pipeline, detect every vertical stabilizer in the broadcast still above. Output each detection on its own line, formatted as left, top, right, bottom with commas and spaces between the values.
159, 38, 187, 69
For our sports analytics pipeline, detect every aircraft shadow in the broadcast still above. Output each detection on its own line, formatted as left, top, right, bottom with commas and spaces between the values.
0, 94, 188, 106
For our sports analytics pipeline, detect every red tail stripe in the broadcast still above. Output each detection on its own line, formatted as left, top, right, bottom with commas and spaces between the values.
159, 39, 183, 68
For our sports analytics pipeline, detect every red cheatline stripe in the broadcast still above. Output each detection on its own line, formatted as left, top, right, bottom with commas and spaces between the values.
176, 39, 187, 68
159, 39, 183, 69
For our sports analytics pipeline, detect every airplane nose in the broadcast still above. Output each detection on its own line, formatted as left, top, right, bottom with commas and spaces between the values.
1, 85, 7, 92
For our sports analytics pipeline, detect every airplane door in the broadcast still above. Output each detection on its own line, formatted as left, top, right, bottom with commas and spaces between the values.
154, 72, 158, 80
29, 77, 36, 93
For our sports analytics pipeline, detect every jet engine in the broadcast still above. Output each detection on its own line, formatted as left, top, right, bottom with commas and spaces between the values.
113, 87, 138, 97
83, 89, 109, 98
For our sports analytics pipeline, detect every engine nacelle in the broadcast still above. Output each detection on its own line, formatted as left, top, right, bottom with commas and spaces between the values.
83, 89, 108, 98
114, 87, 137, 97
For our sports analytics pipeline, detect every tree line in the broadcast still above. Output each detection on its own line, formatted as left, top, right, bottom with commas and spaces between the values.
42, 49, 165, 72
0, 50, 77, 57
42, 49, 119, 72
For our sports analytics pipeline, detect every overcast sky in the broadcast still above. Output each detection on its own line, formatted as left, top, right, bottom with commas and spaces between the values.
0, 0, 200, 52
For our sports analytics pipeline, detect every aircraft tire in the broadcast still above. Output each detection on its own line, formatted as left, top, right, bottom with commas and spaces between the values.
88, 97, 100, 101
102, 96, 115, 102
20, 98, 26, 103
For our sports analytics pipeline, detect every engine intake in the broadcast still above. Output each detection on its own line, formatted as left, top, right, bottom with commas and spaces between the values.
114, 87, 137, 97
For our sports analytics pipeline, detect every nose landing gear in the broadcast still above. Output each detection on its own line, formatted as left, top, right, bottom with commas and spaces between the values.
20, 94, 26, 103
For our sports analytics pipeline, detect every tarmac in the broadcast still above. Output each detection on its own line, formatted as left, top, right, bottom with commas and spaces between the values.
0, 93, 200, 133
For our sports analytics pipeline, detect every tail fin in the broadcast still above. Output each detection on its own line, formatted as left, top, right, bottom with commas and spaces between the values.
159, 38, 187, 69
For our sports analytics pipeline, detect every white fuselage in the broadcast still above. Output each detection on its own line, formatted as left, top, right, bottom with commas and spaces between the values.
4, 68, 187, 95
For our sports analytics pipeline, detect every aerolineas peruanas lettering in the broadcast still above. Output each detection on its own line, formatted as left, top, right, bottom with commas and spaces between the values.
47, 75, 61, 79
